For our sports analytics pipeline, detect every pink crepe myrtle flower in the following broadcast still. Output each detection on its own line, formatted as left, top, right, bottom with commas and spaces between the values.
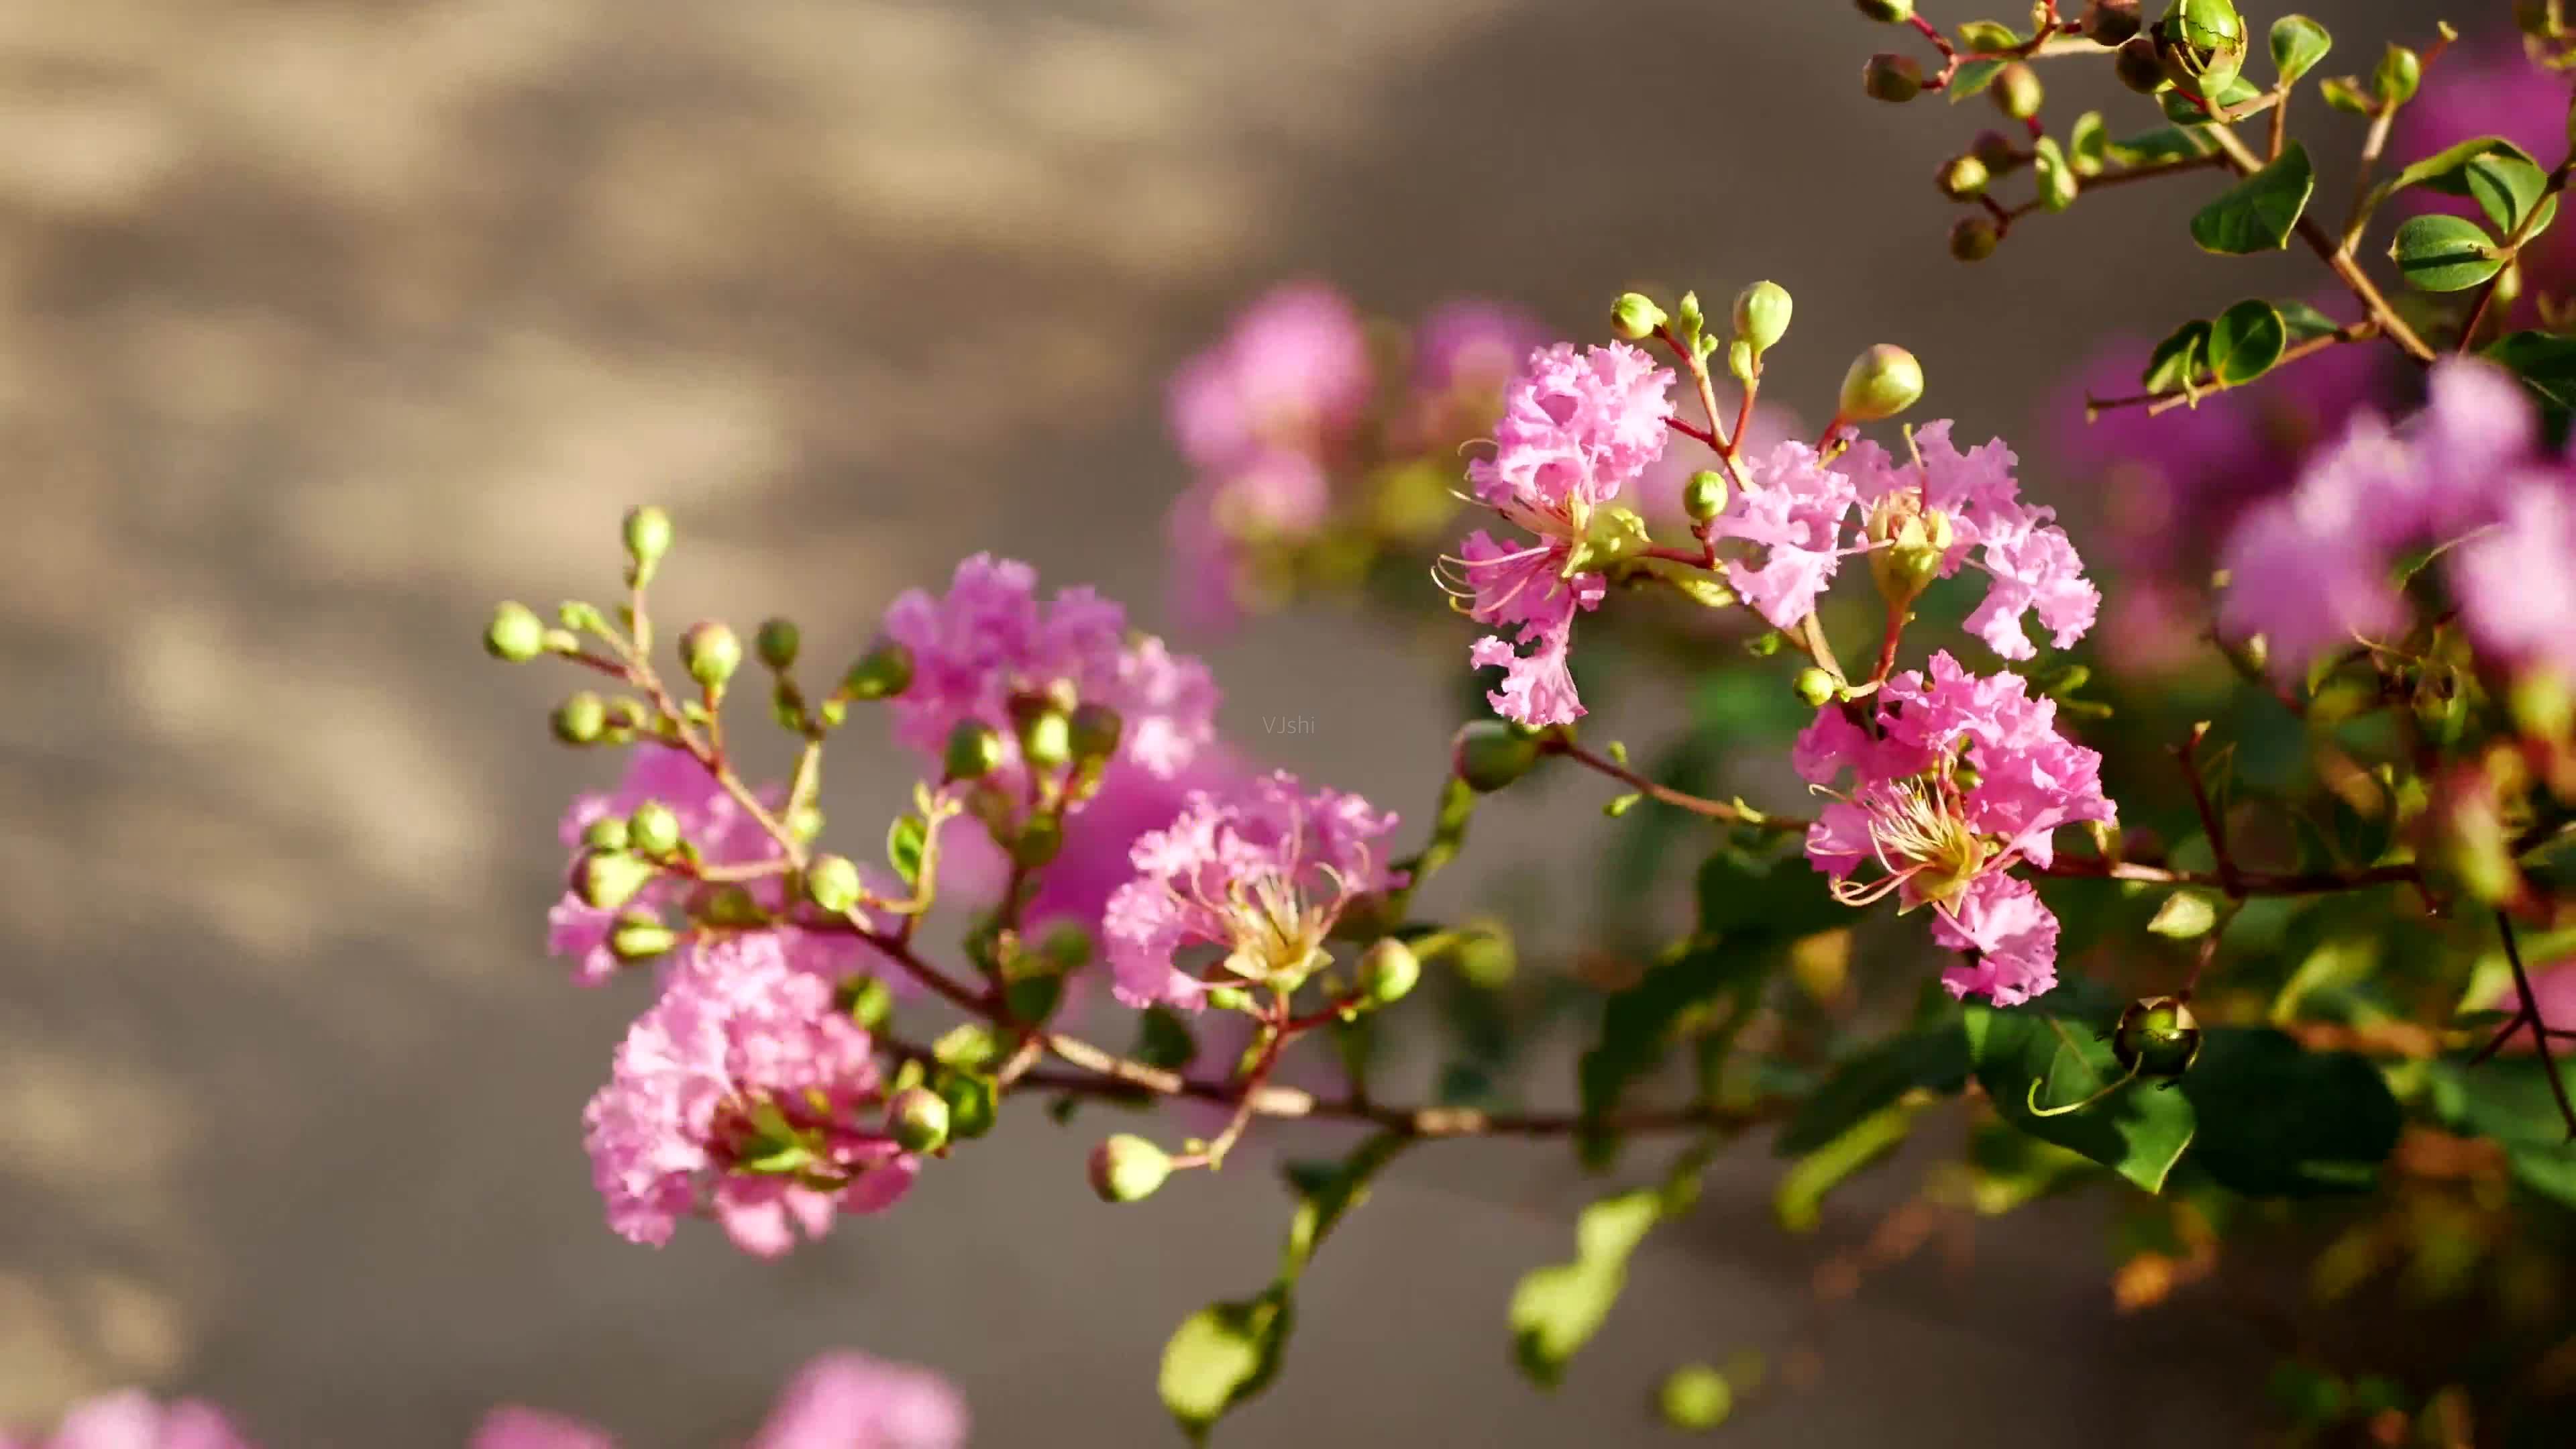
2220, 358, 2576, 682
1442, 341, 1674, 726
1165, 449, 1334, 631
1411, 299, 1546, 399
1168, 282, 1373, 473
470, 1351, 967, 1449
1104, 769, 1403, 1010
1796, 651, 2115, 1006
582, 934, 916, 1256
546, 745, 873, 991
1705, 440, 1865, 629
883, 554, 1218, 786
5, 1393, 253, 1449
748, 1351, 970, 1449
1835, 422, 2099, 659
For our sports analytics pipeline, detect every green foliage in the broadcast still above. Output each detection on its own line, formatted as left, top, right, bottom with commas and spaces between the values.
2429, 1061, 2576, 1208
1159, 1135, 1411, 1441
2179, 1029, 2400, 1195
886, 812, 928, 887
2106, 125, 2214, 166
2267, 15, 2332, 84
2389, 214, 2504, 292
1966, 984, 2198, 1192
1774, 1103, 1917, 1232
2485, 330, 2576, 411
2141, 319, 2212, 392
2161, 73, 2263, 126
1776, 1020, 1969, 1155
2190, 144, 2314, 254
2206, 300, 2288, 386
1509, 1143, 1711, 1386
1947, 58, 2006, 102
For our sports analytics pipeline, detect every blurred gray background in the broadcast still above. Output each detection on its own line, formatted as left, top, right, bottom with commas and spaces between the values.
0, 0, 2430, 1443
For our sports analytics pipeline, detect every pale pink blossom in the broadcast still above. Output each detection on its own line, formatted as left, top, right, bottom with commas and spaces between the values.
10, 1393, 253, 1449
883, 555, 1218, 785
1445, 341, 1672, 725
468, 1408, 615, 1449
1795, 651, 2113, 1006
582, 935, 915, 1256
1168, 282, 1372, 472
748, 1351, 970, 1449
1104, 770, 1403, 1010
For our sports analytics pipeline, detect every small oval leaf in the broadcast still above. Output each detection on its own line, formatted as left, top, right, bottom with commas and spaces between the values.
2207, 300, 2288, 386
2389, 213, 2504, 292
2269, 15, 2333, 84
2191, 144, 2315, 254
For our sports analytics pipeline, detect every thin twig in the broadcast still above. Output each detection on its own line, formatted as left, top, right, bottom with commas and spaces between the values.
2495, 910, 2576, 1140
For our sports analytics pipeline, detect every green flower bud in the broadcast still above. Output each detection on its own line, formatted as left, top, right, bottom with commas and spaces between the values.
1731, 281, 1792, 354
703, 883, 767, 927
1990, 62, 2043, 119
1357, 937, 1421, 1006
1682, 470, 1729, 524
1969, 129, 2021, 173
1793, 667, 1837, 708
582, 816, 630, 852
1610, 292, 1668, 341
2084, 0, 2144, 46
1862, 52, 1925, 103
1087, 1134, 1173, 1203
1452, 719, 1542, 794
1837, 344, 1925, 423
941, 1072, 998, 1140
1068, 702, 1124, 761
627, 800, 683, 858
806, 853, 863, 913
1937, 153, 1990, 201
2114, 34, 2172, 93
1658, 1364, 1735, 1431
843, 640, 916, 700
1853, 0, 1913, 20
886, 1085, 951, 1152
1725, 339, 1756, 384
2158, 0, 2247, 95
679, 621, 741, 690
1949, 215, 2002, 262
1868, 499, 1955, 606
578, 850, 658, 911
944, 720, 1005, 781
1205, 985, 1254, 1012
1013, 814, 1065, 868
2111, 996, 2203, 1081
1040, 921, 1094, 970
755, 617, 801, 670
609, 910, 677, 962
484, 601, 547, 663
2374, 43, 2421, 107
621, 505, 673, 583
1018, 708, 1074, 770
552, 691, 609, 745
837, 974, 894, 1030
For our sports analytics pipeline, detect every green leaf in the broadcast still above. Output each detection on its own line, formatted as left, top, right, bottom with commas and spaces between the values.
1955, 19, 2019, 51
2146, 890, 2222, 939
2274, 299, 2342, 342
1509, 1145, 1709, 1386
1159, 1134, 1411, 1440
1576, 939, 1769, 1169
2106, 126, 2213, 166
2033, 136, 2077, 212
1776, 1022, 1968, 1156
2141, 319, 2212, 393
2179, 1029, 2400, 1195
2484, 329, 2576, 411
2162, 73, 2264, 125
1947, 58, 2006, 102
886, 812, 928, 886
1966, 999, 2198, 1192
2207, 300, 2288, 386
1161, 1293, 1288, 1443
2388, 213, 2503, 292
2385, 136, 2540, 202
1134, 1004, 1200, 1070
2463, 152, 2553, 234
2190, 144, 2315, 254
2068, 111, 2108, 177
2268, 15, 2332, 84
1774, 1104, 1919, 1232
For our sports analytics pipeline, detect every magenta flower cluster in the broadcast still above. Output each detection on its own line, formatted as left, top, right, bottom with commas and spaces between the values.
1796, 652, 2116, 1005
2220, 360, 2576, 683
